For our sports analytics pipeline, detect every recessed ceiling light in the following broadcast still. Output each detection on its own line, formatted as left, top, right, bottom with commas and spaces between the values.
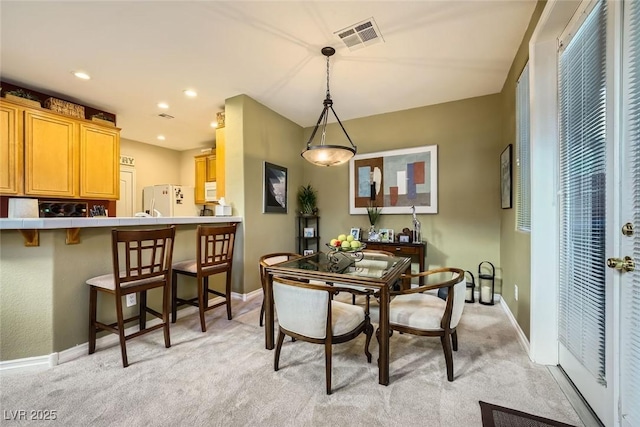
157, 135, 166, 141
158, 102, 169, 109
210, 121, 218, 128
73, 71, 91, 80
183, 89, 197, 98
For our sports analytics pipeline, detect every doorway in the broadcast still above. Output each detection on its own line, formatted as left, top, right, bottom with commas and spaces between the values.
117, 166, 135, 217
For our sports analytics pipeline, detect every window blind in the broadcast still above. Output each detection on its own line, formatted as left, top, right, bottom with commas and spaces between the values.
516, 63, 531, 232
557, 0, 607, 383
621, 0, 640, 423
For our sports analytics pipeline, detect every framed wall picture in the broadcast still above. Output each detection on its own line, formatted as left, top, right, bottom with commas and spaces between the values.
349, 145, 438, 214
350, 227, 361, 241
303, 249, 314, 256
263, 162, 287, 213
303, 227, 315, 238
500, 145, 512, 209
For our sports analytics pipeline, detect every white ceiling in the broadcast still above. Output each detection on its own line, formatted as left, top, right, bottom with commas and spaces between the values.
0, 1, 536, 152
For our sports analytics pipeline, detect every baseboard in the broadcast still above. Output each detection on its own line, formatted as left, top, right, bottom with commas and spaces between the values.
499, 297, 530, 357
1, 293, 258, 374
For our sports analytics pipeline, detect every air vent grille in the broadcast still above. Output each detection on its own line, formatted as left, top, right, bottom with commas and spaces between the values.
158, 113, 174, 119
335, 17, 384, 51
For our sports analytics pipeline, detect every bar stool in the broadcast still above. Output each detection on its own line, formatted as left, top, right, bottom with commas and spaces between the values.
172, 223, 237, 332
87, 226, 176, 368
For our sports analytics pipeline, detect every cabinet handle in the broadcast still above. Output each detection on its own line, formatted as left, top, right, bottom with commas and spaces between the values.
395, 247, 402, 251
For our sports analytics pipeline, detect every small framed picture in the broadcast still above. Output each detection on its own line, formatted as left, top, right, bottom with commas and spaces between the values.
350, 227, 361, 241
379, 228, 393, 243
303, 227, 315, 238
303, 249, 314, 256
399, 234, 410, 243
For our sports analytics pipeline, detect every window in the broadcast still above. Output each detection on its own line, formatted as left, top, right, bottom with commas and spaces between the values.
516, 63, 531, 232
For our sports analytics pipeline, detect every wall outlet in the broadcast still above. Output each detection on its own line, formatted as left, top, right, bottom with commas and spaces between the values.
514, 284, 519, 301
126, 294, 137, 307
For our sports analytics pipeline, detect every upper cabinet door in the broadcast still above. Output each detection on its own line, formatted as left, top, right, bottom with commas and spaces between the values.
194, 155, 207, 204
0, 102, 23, 195
24, 110, 78, 197
206, 154, 216, 182
80, 124, 120, 200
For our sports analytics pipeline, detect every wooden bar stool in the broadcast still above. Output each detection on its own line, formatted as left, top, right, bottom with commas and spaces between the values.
87, 226, 176, 368
171, 223, 237, 332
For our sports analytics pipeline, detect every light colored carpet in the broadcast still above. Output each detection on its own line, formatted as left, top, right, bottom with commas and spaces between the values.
0, 296, 583, 427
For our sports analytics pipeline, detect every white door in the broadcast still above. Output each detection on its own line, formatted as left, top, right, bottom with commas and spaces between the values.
556, 0, 614, 424
117, 166, 135, 217
618, 1, 640, 425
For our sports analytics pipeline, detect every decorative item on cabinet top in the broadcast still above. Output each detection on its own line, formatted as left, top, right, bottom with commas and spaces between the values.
216, 111, 225, 128
3, 89, 42, 108
44, 97, 85, 119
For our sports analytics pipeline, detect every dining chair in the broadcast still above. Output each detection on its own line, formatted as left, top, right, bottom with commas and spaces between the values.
258, 252, 301, 327
171, 223, 237, 332
272, 276, 374, 394
87, 226, 176, 367
383, 267, 466, 381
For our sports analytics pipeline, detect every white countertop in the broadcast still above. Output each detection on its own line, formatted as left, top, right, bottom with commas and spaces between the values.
0, 216, 242, 230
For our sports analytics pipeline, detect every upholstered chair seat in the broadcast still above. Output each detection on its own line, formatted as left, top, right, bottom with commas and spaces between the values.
272, 276, 374, 394
382, 267, 466, 382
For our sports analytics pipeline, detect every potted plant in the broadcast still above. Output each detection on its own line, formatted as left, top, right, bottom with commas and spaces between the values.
366, 201, 381, 239
4, 89, 41, 108
91, 112, 115, 126
297, 184, 318, 216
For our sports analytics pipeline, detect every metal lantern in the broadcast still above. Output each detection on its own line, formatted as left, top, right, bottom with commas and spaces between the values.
465, 270, 476, 303
478, 261, 496, 305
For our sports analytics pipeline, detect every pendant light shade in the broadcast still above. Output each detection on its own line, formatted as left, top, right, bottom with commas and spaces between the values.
302, 47, 357, 167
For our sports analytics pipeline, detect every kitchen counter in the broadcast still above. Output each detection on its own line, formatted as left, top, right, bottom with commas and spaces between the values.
0, 217, 244, 364
0, 216, 242, 230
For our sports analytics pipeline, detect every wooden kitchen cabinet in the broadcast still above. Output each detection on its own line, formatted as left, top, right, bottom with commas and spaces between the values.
194, 152, 215, 204
0, 99, 120, 200
24, 109, 79, 198
215, 127, 225, 200
80, 124, 120, 199
0, 102, 23, 195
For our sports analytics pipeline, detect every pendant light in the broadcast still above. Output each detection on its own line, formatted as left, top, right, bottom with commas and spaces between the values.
301, 46, 357, 167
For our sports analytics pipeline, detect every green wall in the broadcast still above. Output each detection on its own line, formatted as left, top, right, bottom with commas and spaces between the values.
301, 95, 504, 287
499, 0, 546, 340
224, 95, 304, 295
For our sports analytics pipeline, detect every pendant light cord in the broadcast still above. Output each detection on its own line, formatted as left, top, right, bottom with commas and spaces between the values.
325, 54, 331, 100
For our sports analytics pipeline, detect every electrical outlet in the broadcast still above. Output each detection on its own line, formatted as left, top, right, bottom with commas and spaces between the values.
126, 294, 137, 307
514, 284, 519, 301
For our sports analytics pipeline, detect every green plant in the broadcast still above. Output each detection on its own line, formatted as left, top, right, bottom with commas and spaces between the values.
297, 184, 318, 215
5, 89, 39, 102
367, 201, 381, 226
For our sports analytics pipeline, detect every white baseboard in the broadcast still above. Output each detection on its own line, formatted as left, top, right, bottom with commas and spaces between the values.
499, 297, 530, 357
1, 293, 258, 374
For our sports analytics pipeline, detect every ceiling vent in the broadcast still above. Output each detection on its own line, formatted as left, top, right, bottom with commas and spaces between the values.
334, 17, 384, 51
158, 113, 174, 119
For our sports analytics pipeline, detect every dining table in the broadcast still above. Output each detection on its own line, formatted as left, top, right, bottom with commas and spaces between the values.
263, 250, 412, 386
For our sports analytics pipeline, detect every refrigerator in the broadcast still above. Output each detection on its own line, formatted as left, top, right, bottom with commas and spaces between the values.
142, 185, 197, 217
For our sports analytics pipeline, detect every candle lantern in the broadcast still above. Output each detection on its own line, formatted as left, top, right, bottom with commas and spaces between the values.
478, 261, 495, 305
465, 270, 476, 303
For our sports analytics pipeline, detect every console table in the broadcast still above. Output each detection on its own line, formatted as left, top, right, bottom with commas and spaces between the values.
362, 240, 427, 285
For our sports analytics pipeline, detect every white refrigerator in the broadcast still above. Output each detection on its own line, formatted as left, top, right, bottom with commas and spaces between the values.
142, 185, 197, 217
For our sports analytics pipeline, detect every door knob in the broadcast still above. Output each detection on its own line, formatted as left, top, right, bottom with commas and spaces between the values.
606, 256, 635, 272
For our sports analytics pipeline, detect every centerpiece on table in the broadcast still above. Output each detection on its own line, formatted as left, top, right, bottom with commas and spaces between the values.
366, 202, 381, 241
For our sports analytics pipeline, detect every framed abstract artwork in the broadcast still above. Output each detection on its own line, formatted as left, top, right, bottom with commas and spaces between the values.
349, 145, 438, 214
500, 145, 512, 209
263, 162, 287, 213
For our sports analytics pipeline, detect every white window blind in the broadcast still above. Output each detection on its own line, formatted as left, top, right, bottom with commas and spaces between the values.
558, 0, 607, 383
621, 0, 640, 423
516, 63, 531, 232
